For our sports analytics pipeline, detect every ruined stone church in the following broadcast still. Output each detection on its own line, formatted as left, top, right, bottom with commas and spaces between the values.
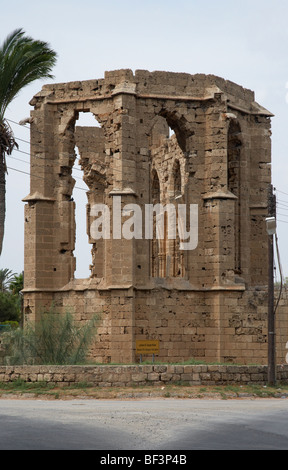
22, 69, 287, 364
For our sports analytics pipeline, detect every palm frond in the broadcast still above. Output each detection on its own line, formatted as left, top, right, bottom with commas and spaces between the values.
0, 28, 57, 120
0, 119, 18, 171
0, 29, 57, 256
0, 268, 16, 291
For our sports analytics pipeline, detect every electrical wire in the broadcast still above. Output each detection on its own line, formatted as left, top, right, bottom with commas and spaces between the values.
7, 154, 85, 182
6, 117, 121, 175
6, 118, 30, 129
275, 189, 288, 199
6, 166, 88, 192
277, 198, 288, 206
274, 233, 284, 315
6, 116, 288, 228
277, 203, 288, 210
8, 136, 132, 181
5, 117, 288, 299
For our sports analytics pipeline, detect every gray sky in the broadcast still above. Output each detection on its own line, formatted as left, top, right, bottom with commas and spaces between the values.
1, 0, 288, 280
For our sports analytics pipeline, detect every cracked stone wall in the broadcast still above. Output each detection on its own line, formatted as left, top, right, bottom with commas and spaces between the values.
22, 69, 288, 364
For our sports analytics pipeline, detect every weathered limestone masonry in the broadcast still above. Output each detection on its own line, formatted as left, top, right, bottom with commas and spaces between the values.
1, 364, 288, 387
22, 69, 288, 365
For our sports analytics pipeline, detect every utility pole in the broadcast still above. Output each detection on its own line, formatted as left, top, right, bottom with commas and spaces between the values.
266, 184, 276, 385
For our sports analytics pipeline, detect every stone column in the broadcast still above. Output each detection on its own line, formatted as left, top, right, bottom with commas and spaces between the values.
22, 91, 59, 322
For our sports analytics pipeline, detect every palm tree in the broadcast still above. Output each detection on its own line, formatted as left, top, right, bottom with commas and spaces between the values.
9, 271, 23, 295
0, 268, 16, 292
0, 28, 57, 255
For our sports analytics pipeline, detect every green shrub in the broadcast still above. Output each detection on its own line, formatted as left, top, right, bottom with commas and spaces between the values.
3, 309, 98, 365
0, 321, 18, 335
0, 321, 18, 328
0, 291, 21, 323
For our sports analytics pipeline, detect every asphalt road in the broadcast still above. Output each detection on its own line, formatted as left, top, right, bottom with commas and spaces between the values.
1, 398, 288, 451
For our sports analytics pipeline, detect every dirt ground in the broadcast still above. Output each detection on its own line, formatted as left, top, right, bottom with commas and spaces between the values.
1, 383, 287, 400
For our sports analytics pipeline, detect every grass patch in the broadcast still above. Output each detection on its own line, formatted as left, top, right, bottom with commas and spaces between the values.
132, 359, 260, 366
0, 379, 55, 394
1, 380, 288, 400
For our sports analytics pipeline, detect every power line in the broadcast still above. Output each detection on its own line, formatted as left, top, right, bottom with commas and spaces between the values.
15, 136, 32, 145
6, 154, 85, 182
277, 203, 288, 210
11, 137, 125, 178
277, 198, 288, 204
277, 212, 288, 218
275, 189, 288, 198
13, 147, 84, 174
6, 118, 30, 129
6, 166, 88, 192
6, 117, 288, 210
6, 114, 125, 174
7, 166, 42, 178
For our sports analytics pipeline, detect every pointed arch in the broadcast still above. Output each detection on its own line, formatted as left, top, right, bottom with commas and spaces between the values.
172, 159, 184, 277
151, 169, 161, 277
228, 119, 242, 273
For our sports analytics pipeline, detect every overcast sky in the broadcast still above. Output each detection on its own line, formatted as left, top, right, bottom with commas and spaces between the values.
1, 0, 288, 280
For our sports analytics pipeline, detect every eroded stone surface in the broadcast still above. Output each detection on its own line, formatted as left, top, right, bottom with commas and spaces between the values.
21, 69, 287, 365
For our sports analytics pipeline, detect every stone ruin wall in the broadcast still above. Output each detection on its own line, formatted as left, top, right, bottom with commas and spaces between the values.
22, 69, 288, 365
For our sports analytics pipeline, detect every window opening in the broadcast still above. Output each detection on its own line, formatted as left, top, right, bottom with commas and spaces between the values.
168, 126, 175, 138
228, 120, 242, 274
73, 112, 101, 279
150, 114, 187, 279
172, 159, 183, 276
151, 169, 160, 277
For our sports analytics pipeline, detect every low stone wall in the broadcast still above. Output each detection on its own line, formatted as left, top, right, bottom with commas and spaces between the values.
1, 364, 288, 387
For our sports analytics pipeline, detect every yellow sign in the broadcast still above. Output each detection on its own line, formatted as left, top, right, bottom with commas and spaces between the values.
136, 340, 159, 355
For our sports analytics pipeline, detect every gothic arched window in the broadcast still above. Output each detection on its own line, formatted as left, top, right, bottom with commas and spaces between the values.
228, 120, 242, 274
